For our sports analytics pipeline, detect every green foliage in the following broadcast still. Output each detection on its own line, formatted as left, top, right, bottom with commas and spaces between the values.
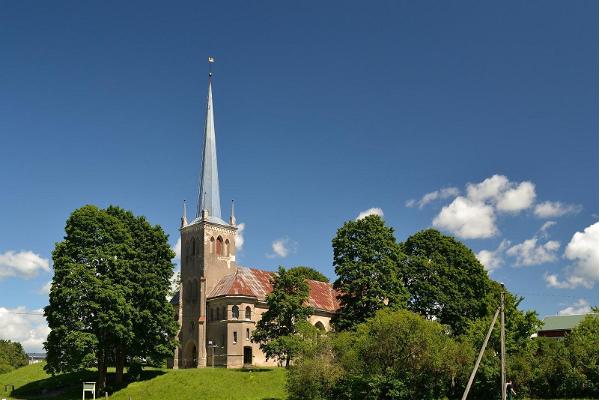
289, 266, 329, 282
401, 229, 494, 335
44, 205, 177, 388
0, 339, 28, 373
288, 309, 473, 400
0, 362, 286, 400
252, 266, 313, 367
332, 215, 408, 331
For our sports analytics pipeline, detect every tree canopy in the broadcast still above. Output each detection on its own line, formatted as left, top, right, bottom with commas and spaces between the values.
0, 340, 28, 374
252, 266, 313, 367
401, 229, 493, 335
332, 215, 408, 331
289, 266, 329, 283
44, 205, 177, 390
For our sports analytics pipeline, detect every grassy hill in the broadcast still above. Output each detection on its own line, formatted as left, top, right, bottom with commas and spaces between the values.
0, 363, 286, 400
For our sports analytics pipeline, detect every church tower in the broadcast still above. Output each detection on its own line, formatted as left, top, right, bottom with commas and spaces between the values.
178, 60, 238, 368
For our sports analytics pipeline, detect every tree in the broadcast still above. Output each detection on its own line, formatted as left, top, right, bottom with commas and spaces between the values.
44, 205, 177, 390
401, 229, 494, 335
252, 266, 312, 367
331, 215, 407, 331
287, 309, 472, 400
0, 340, 28, 373
289, 266, 329, 282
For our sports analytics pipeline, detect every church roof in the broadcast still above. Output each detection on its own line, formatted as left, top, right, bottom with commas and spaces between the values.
207, 266, 340, 313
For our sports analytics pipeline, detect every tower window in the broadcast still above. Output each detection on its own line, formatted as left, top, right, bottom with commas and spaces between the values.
225, 239, 230, 256
232, 305, 239, 319
245, 306, 251, 320
216, 236, 223, 256
233, 332, 238, 343
246, 328, 250, 340
210, 237, 215, 254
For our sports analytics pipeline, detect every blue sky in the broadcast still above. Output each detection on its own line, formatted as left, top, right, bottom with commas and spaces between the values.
0, 1, 597, 351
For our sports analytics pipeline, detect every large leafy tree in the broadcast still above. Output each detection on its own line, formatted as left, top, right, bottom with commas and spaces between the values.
44, 205, 177, 390
0, 340, 28, 373
252, 266, 312, 367
401, 229, 493, 335
331, 215, 407, 331
289, 266, 329, 283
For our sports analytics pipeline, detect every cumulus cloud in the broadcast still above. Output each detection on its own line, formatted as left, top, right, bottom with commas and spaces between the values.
235, 222, 246, 250
356, 208, 384, 220
476, 240, 510, 273
406, 187, 460, 209
545, 222, 599, 289
506, 238, 560, 266
0, 250, 50, 279
539, 221, 557, 237
534, 201, 582, 218
433, 197, 497, 239
558, 299, 593, 316
267, 238, 297, 259
38, 281, 52, 295
0, 307, 50, 353
432, 175, 536, 239
172, 237, 181, 263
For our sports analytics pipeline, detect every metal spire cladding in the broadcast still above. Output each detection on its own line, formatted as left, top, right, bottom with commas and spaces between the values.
196, 61, 224, 224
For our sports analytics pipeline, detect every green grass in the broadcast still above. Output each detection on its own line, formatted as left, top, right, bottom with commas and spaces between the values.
0, 363, 286, 400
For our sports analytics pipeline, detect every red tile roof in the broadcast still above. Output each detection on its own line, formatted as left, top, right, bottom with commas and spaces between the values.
208, 266, 340, 313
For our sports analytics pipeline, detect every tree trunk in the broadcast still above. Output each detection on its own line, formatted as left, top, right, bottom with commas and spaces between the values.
115, 345, 125, 385
97, 350, 107, 393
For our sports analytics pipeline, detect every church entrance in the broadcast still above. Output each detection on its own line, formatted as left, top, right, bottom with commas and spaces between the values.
243, 346, 252, 366
183, 341, 198, 368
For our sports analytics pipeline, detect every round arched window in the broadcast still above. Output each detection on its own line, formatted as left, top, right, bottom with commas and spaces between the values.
232, 305, 239, 319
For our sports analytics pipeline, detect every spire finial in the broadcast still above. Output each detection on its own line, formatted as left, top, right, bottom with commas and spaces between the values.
229, 199, 236, 226
181, 200, 188, 228
208, 56, 214, 78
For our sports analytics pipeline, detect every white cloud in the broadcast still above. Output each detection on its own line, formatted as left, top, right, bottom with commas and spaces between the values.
433, 197, 497, 239
38, 281, 52, 295
466, 175, 510, 203
496, 181, 536, 213
558, 299, 593, 316
545, 222, 599, 289
235, 222, 246, 250
172, 237, 181, 263
534, 201, 582, 218
506, 238, 560, 266
267, 238, 297, 259
539, 221, 557, 237
0, 306, 50, 353
406, 187, 460, 209
431, 175, 536, 239
356, 208, 384, 220
476, 240, 510, 273
0, 250, 50, 279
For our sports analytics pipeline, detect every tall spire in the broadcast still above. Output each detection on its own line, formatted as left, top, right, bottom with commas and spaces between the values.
181, 200, 188, 228
197, 57, 222, 222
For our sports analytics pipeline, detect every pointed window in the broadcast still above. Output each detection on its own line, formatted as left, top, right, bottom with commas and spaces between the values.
216, 236, 223, 255
232, 305, 239, 319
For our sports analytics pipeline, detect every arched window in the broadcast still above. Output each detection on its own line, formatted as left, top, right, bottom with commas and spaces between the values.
216, 236, 223, 256
232, 305, 239, 319
225, 239, 230, 256
245, 306, 251, 320
210, 237, 215, 254
315, 321, 326, 331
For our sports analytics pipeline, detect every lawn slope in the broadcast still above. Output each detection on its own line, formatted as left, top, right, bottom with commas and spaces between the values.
0, 363, 286, 400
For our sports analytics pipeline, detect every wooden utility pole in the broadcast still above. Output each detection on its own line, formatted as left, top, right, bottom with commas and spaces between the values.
500, 283, 506, 400
461, 307, 501, 400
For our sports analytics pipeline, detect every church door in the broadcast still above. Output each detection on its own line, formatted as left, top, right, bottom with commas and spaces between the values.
243, 346, 252, 366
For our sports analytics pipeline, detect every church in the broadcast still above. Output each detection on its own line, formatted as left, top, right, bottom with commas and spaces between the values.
171, 65, 339, 368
